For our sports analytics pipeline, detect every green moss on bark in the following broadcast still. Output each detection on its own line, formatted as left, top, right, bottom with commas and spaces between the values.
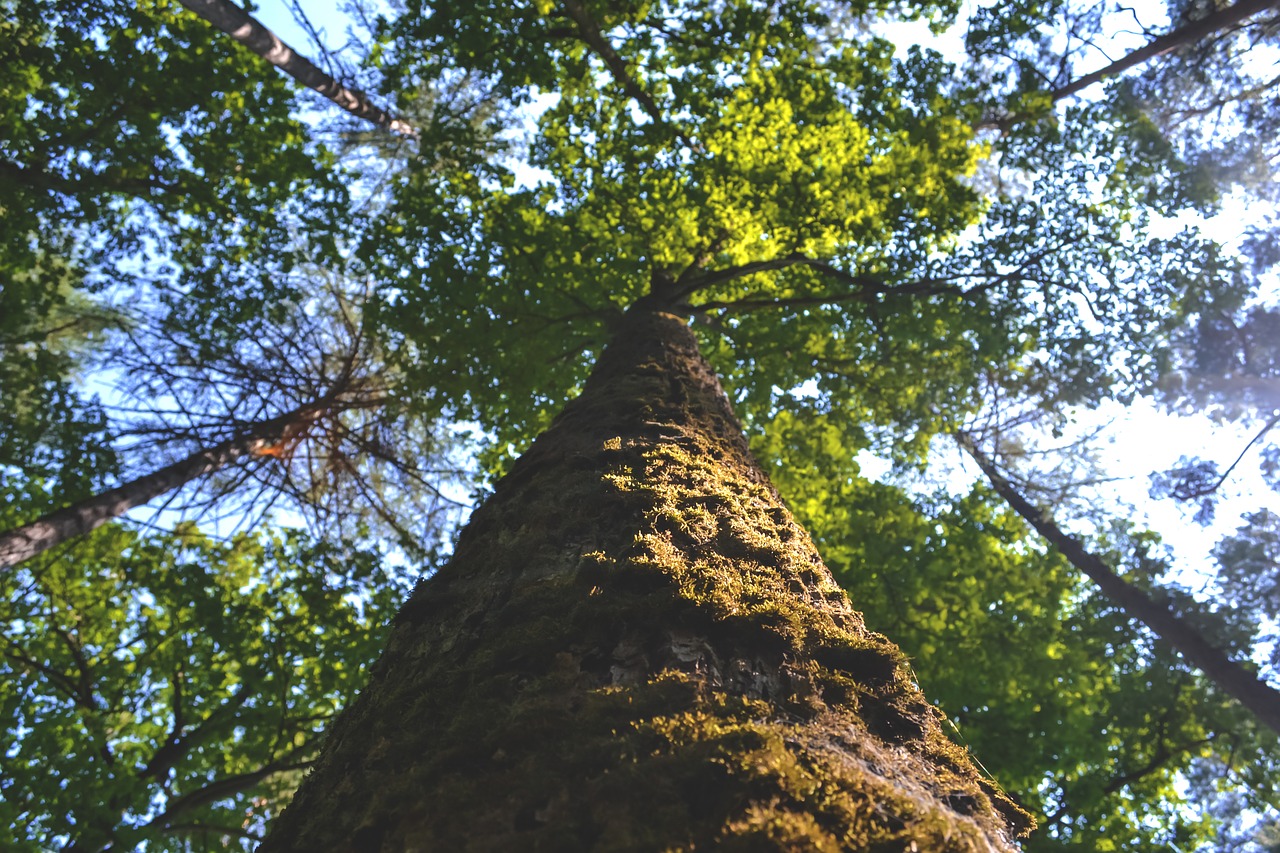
262, 308, 1032, 851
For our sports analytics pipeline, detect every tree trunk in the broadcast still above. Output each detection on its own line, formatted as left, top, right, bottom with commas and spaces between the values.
1049, 0, 1280, 102
0, 405, 321, 569
958, 433, 1280, 737
261, 305, 1032, 850
174, 0, 415, 137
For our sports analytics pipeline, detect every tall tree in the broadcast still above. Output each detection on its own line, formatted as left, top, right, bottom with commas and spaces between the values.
8, 0, 1277, 846
255, 0, 1268, 844
262, 303, 1033, 849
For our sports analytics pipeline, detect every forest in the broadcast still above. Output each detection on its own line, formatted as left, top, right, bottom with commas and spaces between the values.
1, 0, 1279, 849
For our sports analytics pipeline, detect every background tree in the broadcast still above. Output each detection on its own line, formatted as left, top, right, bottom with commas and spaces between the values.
760, 404, 1280, 850
174, 0, 415, 136
967, 0, 1280, 174
1151, 303, 1280, 530
0, 268, 471, 569
957, 431, 1280, 734
0, 0, 484, 567
0, 0, 349, 339
0, 251, 117, 523
1, 4, 470, 844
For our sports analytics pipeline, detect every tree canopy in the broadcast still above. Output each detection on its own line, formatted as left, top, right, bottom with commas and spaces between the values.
2, 0, 1278, 849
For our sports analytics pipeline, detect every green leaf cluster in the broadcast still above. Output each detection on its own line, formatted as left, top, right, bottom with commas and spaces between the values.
0, 519, 405, 851
1, 0, 347, 339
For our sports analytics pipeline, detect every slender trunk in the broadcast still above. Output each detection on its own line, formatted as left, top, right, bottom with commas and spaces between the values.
1049, 0, 1280, 102
980, 0, 1280, 129
174, 0, 415, 138
560, 0, 666, 127
262, 305, 1032, 850
958, 434, 1280, 737
0, 405, 321, 569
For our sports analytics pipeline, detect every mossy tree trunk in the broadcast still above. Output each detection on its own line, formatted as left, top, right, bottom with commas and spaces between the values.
261, 304, 1033, 851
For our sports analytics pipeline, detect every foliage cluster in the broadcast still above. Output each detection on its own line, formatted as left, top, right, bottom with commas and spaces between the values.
2, 0, 1278, 849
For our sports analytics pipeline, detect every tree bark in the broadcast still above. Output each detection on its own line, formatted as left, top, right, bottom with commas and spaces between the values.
174, 0, 415, 138
958, 433, 1280, 737
0, 405, 322, 569
261, 305, 1032, 850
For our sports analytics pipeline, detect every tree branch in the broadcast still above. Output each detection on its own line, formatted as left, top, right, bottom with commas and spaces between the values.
1052, 0, 1280, 102
0, 157, 180, 200
682, 253, 980, 314
559, 0, 682, 141
148, 755, 312, 831
1170, 410, 1280, 500
142, 681, 255, 782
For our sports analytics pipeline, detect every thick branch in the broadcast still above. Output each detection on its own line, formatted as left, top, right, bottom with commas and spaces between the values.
142, 682, 255, 782
681, 253, 1000, 314
559, 0, 669, 130
175, 0, 415, 137
958, 433, 1280, 737
149, 755, 312, 831
0, 157, 179, 200
1042, 735, 1210, 828
2, 644, 88, 711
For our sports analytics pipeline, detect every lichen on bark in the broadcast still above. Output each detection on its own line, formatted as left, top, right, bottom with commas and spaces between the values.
261, 307, 1033, 851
